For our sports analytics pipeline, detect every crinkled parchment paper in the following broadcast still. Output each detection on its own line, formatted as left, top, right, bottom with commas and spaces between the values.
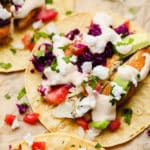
0, 0, 150, 149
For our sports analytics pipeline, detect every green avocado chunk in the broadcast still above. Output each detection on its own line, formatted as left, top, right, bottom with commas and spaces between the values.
115, 33, 150, 58
113, 75, 130, 91
90, 120, 110, 129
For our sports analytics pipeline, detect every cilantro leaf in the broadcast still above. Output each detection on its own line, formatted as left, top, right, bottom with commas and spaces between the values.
0, 62, 12, 69
63, 56, 71, 64
122, 108, 133, 125
65, 10, 73, 15
10, 48, 17, 55
88, 75, 99, 89
116, 38, 134, 46
37, 50, 45, 57
95, 143, 101, 148
45, 0, 53, 4
50, 58, 59, 72
17, 87, 26, 100
4, 93, 11, 100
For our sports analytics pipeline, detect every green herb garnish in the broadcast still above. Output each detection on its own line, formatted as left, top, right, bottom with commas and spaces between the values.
137, 74, 141, 79
59, 33, 65, 36
88, 75, 99, 89
33, 32, 49, 42
45, 0, 53, 4
50, 58, 59, 72
17, 87, 26, 100
10, 48, 17, 55
63, 56, 72, 64
0, 62, 12, 69
116, 38, 134, 46
95, 143, 101, 148
109, 99, 116, 106
49, 32, 55, 40
122, 108, 133, 125
65, 10, 73, 15
4, 93, 11, 100
37, 50, 45, 57
58, 45, 70, 51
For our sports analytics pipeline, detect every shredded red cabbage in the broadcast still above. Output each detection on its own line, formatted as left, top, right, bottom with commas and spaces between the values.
147, 129, 150, 137
38, 85, 47, 96
76, 42, 114, 72
16, 103, 29, 114
114, 24, 129, 36
88, 23, 102, 36
31, 43, 55, 73
65, 28, 80, 40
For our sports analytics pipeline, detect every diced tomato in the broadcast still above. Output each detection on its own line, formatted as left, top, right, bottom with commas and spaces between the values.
124, 20, 130, 32
45, 85, 69, 105
4, 114, 16, 125
32, 142, 46, 150
94, 83, 101, 92
22, 33, 35, 51
64, 48, 74, 56
23, 112, 39, 125
36, 8, 58, 22
108, 119, 121, 132
76, 118, 89, 130
74, 45, 85, 56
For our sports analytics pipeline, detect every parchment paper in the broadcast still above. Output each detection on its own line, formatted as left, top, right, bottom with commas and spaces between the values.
0, 0, 150, 149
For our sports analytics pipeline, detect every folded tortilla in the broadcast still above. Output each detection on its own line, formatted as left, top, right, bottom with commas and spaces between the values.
12, 133, 105, 150
0, 0, 74, 73
25, 12, 150, 147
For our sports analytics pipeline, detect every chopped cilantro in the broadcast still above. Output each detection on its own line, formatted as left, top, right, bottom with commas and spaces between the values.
17, 87, 26, 100
45, 0, 53, 4
4, 93, 11, 100
0, 62, 12, 69
137, 74, 141, 79
49, 32, 55, 40
10, 48, 17, 55
116, 38, 134, 46
63, 56, 71, 64
88, 75, 99, 89
109, 99, 116, 106
59, 33, 65, 36
33, 32, 49, 42
37, 50, 45, 57
65, 10, 73, 15
50, 58, 59, 72
95, 143, 101, 148
58, 45, 70, 51
122, 108, 133, 125
129, 7, 136, 14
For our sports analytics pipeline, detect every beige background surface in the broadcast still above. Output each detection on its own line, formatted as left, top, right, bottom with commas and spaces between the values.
0, 0, 150, 149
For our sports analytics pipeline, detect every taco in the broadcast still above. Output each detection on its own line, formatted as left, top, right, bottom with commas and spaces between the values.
0, 0, 74, 73
25, 12, 150, 147
11, 133, 105, 150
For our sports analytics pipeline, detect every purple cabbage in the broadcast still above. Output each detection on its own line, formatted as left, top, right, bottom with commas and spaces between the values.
16, 103, 29, 114
76, 42, 114, 72
31, 43, 55, 73
114, 23, 129, 36
147, 129, 150, 137
65, 28, 80, 40
38, 85, 47, 96
88, 23, 102, 36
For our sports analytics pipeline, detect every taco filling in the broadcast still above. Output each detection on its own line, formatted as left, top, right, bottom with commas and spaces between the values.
30, 13, 150, 140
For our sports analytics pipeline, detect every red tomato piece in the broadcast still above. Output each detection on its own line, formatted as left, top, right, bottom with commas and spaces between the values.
23, 112, 39, 125
108, 119, 121, 132
45, 85, 69, 105
32, 142, 46, 150
22, 33, 35, 51
94, 83, 101, 92
4, 114, 16, 125
74, 46, 85, 56
124, 20, 130, 32
36, 8, 58, 22
76, 118, 89, 130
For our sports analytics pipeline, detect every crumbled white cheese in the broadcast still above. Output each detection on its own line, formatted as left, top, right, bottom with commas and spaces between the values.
81, 61, 92, 74
11, 118, 20, 130
92, 65, 109, 80
0, 8, 11, 20
78, 127, 85, 138
32, 20, 43, 30
111, 82, 126, 100
24, 133, 34, 146
11, 42, 24, 50
116, 44, 132, 55
45, 22, 57, 34
86, 127, 101, 140
70, 55, 77, 63
13, 0, 24, 6
93, 13, 113, 27
117, 65, 139, 87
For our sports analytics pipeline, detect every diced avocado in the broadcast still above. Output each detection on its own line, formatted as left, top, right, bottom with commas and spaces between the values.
113, 75, 130, 91
90, 120, 110, 129
115, 33, 150, 58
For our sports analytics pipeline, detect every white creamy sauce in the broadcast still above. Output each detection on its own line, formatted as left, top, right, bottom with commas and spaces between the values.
11, 118, 20, 130
81, 61, 92, 74
24, 133, 34, 146
32, 20, 43, 30
11, 0, 45, 19
111, 82, 126, 100
92, 94, 116, 122
0, 8, 11, 20
117, 65, 139, 87
116, 44, 132, 55
45, 22, 57, 34
70, 55, 77, 63
139, 53, 150, 80
13, 0, 24, 6
92, 65, 109, 80
93, 13, 113, 27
